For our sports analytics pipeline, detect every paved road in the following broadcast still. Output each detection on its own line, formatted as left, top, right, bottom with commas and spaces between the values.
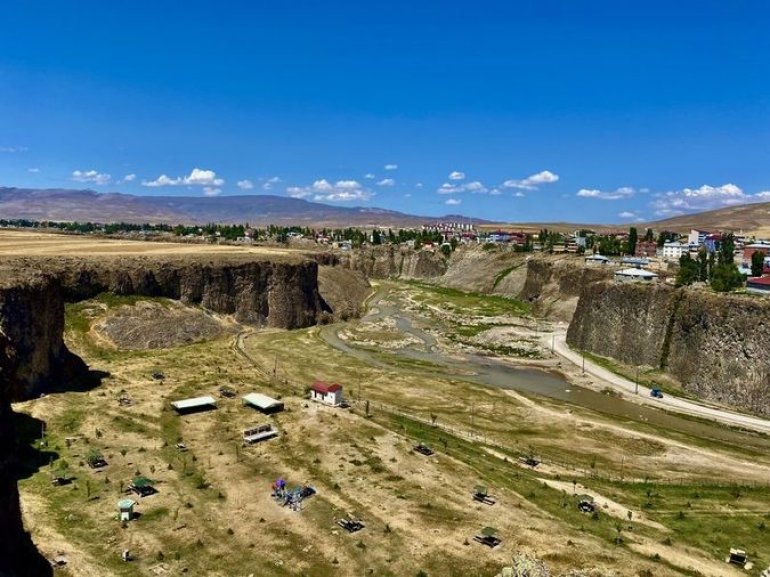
545, 329, 770, 435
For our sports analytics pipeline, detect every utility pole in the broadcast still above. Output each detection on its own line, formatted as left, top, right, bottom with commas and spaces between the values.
551, 335, 555, 354
635, 367, 639, 395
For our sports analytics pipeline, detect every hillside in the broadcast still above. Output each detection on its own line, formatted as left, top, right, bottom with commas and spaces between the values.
0, 187, 490, 227
646, 202, 770, 235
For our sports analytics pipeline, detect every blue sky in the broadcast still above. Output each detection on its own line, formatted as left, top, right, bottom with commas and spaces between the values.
2, 1, 770, 223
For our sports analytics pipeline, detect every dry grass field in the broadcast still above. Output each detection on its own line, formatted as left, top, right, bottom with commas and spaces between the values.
3, 228, 768, 576
12, 275, 770, 577
0, 229, 304, 257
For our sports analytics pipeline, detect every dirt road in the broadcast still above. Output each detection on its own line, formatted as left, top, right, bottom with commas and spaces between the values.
546, 328, 770, 435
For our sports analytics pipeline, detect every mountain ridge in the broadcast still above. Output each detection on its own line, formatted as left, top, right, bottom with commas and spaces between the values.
0, 187, 491, 227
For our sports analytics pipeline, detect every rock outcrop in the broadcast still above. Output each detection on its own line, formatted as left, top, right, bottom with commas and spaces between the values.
567, 282, 770, 416
0, 273, 57, 577
338, 246, 447, 279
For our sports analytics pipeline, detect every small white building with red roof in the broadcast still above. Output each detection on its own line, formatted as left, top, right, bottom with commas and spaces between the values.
309, 381, 344, 407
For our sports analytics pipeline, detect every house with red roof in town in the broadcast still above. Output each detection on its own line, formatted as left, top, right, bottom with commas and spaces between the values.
746, 276, 770, 296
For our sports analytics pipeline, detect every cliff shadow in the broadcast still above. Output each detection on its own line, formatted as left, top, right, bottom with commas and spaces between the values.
47, 349, 110, 395
11, 411, 59, 481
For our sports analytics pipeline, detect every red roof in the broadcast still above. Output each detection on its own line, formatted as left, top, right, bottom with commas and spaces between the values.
311, 381, 342, 393
748, 276, 770, 287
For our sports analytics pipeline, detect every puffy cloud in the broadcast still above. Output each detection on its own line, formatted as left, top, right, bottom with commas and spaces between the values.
415, 182, 423, 188
448, 171, 465, 180
384, 164, 398, 170
513, 191, 526, 197
650, 183, 770, 215
71, 169, 111, 185
376, 178, 395, 187
445, 198, 462, 205
437, 180, 487, 194
286, 179, 372, 202
363, 173, 376, 179
618, 211, 637, 219
237, 179, 254, 190
503, 170, 559, 190
123, 173, 136, 182
577, 186, 636, 200
142, 174, 181, 187
203, 187, 222, 197
142, 168, 224, 188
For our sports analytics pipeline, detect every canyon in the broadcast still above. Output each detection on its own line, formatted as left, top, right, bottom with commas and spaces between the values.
0, 253, 339, 577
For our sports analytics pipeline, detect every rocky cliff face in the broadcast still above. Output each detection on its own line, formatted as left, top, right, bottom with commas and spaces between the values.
339, 246, 447, 279
0, 273, 57, 577
567, 282, 770, 416
518, 258, 614, 321
0, 254, 334, 575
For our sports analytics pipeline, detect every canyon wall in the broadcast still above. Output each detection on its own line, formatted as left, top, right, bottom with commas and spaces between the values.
567, 282, 770, 416
0, 273, 59, 577
338, 246, 447, 279
0, 255, 334, 575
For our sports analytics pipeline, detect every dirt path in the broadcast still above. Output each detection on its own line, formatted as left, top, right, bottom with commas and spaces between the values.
546, 329, 770, 435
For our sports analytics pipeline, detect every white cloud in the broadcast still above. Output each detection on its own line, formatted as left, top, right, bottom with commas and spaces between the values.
618, 211, 637, 219
142, 167, 224, 188
364, 173, 376, 179
286, 179, 372, 202
183, 168, 224, 186
503, 170, 559, 190
267, 176, 281, 183
513, 191, 526, 197
237, 179, 254, 190
384, 164, 398, 170
577, 186, 636, 200
123, 173, 136, 182
27, 167, 40, 174
71, 169, 111, 185
448, 171, 465, 180
490, 188, 502, 196
203, 187, 222, 197
404, 193, 412, 198
376, 178, 395, 187
142, 174, 181, 187
445, 198, 462, 205
437, 180, 488, 194
0, 146, 28, 153
650, 183, 769, 215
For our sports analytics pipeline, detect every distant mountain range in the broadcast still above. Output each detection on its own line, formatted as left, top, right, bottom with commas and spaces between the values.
2, 187, 769, 234
0, 187, 489, 227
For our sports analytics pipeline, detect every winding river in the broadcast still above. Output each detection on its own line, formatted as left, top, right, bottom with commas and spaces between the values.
320, 287, 770, 452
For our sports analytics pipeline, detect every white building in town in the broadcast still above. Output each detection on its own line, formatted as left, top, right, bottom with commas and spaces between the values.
661, 242, 687, 261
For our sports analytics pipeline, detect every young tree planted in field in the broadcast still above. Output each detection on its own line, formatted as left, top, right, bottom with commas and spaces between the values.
751, 250, 765, 277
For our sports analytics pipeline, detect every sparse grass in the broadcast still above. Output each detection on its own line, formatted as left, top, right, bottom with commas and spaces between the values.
16, 285, 770, 577
404, 280, 531, 317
